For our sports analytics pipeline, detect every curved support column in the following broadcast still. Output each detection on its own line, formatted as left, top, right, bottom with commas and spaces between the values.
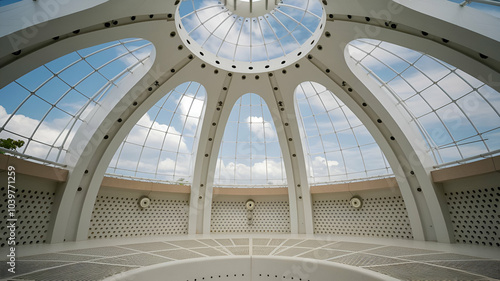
270, 72, 314, 234
270, 55, 428, 240
3, 0, 498, 244
194, 72, 310, 234
49, 52, 157, 242
307, 19, 459, 241
47, 19, 211, 242
187, 70, 228, 235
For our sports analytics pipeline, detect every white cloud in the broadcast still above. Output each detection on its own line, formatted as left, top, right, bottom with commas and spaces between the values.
110, 112, 195, 180
215, 158, 286, 186
177, 93, 204, 132
128, 113, 188, 151
0, 105, 75, 162
307, 155, 344, 182
246, 116, 276, 140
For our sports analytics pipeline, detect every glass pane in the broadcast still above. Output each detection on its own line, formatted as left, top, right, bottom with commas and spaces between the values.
214, 93, 286, 187
108, 82, 206, 184
349, 39, 500, 165
295, 81, 392, 185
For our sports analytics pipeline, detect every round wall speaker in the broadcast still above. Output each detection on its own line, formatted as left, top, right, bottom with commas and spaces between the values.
350, 196, 363, 209
245, 199, 255, 211
139, 196, 151, 208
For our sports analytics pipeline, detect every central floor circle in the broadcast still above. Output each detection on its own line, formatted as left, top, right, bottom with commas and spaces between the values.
176, 0, 325, 73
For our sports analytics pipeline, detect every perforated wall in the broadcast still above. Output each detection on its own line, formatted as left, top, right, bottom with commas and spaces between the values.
210, 197, 290, 233
0, 175, 57, 247
312, 191, 413, 239
88, 187, 189, 239
442, 173, 500, 247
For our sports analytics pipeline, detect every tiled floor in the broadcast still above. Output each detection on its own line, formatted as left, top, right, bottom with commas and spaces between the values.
1, 236, 499, 280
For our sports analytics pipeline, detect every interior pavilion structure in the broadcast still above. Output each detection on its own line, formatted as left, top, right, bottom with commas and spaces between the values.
0, 0, 499, 280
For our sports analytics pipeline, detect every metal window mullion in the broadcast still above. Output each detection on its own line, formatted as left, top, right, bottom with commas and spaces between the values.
348, 45, 372, 68
120, 39, 153, 53
17, 97, 55, 154
308, 84, 347, 180
438, 135, 488, 149
81, 42, 123, 59
262, 16, 286, 58
427, 107, 465, 160
216, 15, 239, 57
188, 4, 225, 36
256, 17, 271, 61
191, 7, 228, 39
54, 56, 85, 75
356, 57, 440, 162
233, 99, 244, 184
274, 8, 314, 34
373, 41, 418, 65
470, 86, 500, 118
359, 51, 405, 83
381, 79, 439, 150
306, 90, 334, 180
337, 101, 368, 178
383, 62, 414, 85
269, 13, 300, 45
92, 57, 150, 104
92, 50, 135, 73
44, 115, 76, 162
6, 68, 57, 123
1, 85, 41, 130
201, 12, 233, 48
173, 83, 201, 180
179, 0, 198, 21
52, 117, 82, 163
295, 92, 315, 183
154, 89, 182, 177
164, 86, 192, 180
121, 42, 153, 64
420, 69, 487, 157
279, 3, 322, 20
150, 89, 177, 178
125, 42, 153, 54
187, 1, 223, 17
249, 19, 253, 63
233, 18, 247, 61
259, 97, 269, 184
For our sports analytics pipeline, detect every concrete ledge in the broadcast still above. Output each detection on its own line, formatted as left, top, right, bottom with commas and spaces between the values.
431, 155, 500, 183
311, 177, 398, 194
101, 176, 191, 193
213, 187, 288, 196
0, 154, 68, 182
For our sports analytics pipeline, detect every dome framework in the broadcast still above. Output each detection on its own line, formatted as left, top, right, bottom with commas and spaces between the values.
0, 0, 499, 279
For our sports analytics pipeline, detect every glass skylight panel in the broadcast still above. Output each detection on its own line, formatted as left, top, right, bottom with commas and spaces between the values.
0, 0, 21, 7
0, 38, 153, 164
448, 0, 500, 17
178, 0, 322, 63
107, 82, 206, 184
295, 82, 392, 185
214, 93, 286, 187
349, 39, 500, 165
